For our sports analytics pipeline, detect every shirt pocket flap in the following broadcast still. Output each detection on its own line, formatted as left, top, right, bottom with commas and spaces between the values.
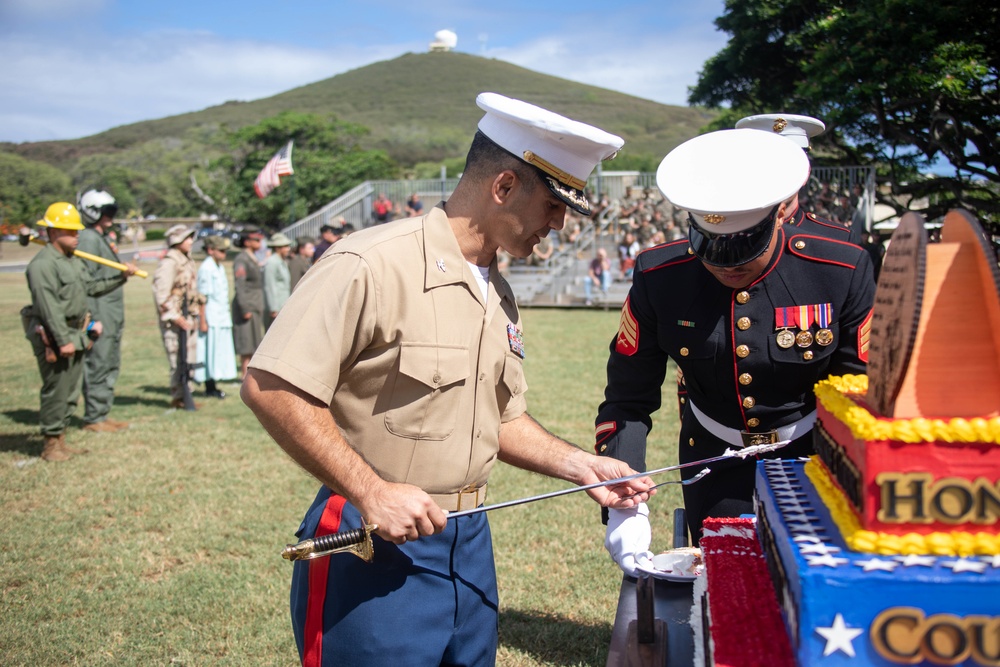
398, 344, 469, 389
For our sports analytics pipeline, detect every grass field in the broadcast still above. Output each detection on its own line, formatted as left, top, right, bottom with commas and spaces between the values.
0, 264, 682, 666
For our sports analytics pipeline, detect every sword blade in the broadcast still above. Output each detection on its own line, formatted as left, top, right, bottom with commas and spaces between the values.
447, 441, 783, 519
280, 440, 788, 560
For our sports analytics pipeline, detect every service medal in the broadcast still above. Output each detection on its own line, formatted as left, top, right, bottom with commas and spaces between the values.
796, 330, 814, 348
814, 303, 834, 347
776, 329, 796, 348
774, 307, 796, 349
795, 305, 816, 348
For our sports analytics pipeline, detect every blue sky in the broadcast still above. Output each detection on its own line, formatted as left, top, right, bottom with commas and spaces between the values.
0, 0, 728, 143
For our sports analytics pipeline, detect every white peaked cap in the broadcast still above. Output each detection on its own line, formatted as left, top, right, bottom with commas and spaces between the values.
735, 113, 826, 149
656, 129, 809, 234
476, 92, 624, 215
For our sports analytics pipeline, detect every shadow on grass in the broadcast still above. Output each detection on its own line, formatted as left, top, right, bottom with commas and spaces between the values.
499, 608, 612, 667
0, 431, 42, 457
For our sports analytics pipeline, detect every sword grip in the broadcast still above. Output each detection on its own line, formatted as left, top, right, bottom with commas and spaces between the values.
313, 527, 369, 552
282, 523, 378, 562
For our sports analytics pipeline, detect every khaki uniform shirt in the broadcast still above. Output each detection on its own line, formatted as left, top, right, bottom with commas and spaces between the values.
152, 248, 201, 322
250, 205, 528, 496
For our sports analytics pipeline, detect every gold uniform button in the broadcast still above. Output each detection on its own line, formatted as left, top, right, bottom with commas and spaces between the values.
736, 344, 750, 358
795, 240, 806, 250
600, 444, 607, 452
679, 347, 689, 357
680, 397, 686, 405
736, 291, 750, 304
747, 418, 760, 428
742, 396, 756, 409
737, 317, 751, 331
687, 247, 694, 255
803, 350, 814, 360
688, 438, 695, 446
739, 373, 753, 385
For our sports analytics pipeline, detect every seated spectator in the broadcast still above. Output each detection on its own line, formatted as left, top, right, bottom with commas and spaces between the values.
584, 247, 612, 306
527, 230, 555, 267
372, 193, 393, 224
617, 231, 641, 281
405, 193, 424, 217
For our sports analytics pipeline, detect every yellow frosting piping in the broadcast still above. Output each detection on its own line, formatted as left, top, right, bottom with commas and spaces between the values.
804, 457, 1000, 556
815, 374, 1000, 445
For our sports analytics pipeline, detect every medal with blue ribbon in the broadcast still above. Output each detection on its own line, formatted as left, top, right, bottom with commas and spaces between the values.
815, 303, 834, 346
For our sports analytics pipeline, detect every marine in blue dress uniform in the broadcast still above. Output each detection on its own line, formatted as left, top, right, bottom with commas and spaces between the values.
597, 130, 875, 568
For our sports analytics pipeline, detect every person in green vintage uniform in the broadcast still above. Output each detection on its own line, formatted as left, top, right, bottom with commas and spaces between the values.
76, 189, 139, 432
23, 203, 105, 461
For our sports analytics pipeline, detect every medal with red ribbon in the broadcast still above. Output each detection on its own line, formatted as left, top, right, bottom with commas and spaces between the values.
774, 307, 796, 349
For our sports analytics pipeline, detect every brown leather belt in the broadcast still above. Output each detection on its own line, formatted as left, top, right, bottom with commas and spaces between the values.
429, 483, 488, 512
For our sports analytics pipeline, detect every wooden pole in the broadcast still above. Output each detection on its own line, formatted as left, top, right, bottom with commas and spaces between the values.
28, 236, 149, 278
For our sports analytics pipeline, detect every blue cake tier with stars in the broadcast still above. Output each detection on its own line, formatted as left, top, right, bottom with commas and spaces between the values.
755, 458, 1000, 667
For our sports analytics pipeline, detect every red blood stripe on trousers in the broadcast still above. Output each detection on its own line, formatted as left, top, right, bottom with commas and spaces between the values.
302, 494, 346, 667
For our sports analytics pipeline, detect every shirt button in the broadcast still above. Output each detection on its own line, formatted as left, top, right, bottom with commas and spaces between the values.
742, 396, 756, 409
479, 373, 486, 381
736, 291, 750, 304
739, 373, 753, 385
432, 372, 442, 384
737, 317, 751, 331
747, 418, 760, 428
803, 350, 814, 360
736, 345, 750, 358
679, 347, 689, 357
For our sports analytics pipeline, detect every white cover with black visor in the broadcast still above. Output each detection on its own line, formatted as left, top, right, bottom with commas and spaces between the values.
656, 129, 809, 267
476, 92, 624, 216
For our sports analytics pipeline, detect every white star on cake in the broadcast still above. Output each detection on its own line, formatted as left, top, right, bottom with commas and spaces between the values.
943, 558, 988, 574
984, 555, 1000, 568
798, 543, 841, 555
894, 554, 936, 567
816, 613, 863, 657
806, 553, 849, 568
855, 558, 898, 572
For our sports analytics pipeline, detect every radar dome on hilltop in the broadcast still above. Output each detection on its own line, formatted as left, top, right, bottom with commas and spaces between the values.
430, 29, 457, 52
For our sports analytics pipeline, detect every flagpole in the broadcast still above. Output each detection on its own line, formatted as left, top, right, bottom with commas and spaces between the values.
289, 174, 296, 227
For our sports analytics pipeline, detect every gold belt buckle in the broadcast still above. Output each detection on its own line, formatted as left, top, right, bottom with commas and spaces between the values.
740, 430, 778, 448
456, 484, 481, 511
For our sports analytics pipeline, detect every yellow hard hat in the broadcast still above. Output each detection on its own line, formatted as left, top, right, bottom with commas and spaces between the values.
37, 202, 84, 231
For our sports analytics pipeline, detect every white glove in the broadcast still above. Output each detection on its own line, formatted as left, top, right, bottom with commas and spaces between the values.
604, 502, 653, 577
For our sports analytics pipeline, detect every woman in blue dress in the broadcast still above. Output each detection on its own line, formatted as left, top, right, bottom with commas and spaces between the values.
195, 235, 237, 397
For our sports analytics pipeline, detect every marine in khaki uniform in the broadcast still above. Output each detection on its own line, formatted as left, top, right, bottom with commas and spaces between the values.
76, 189, 139, 432
152, 225, 203, 409
23, 203, 105, 461
241, 93, 655, 666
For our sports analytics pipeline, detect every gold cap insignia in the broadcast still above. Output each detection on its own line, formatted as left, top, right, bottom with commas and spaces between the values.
772, 118, 788, 133
703, 214, 726, 224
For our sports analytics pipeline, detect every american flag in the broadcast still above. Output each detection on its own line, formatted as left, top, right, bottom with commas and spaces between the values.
254, 141, 294, 199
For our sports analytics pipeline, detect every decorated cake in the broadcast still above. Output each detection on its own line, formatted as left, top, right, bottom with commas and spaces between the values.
702, 210, 1000, 666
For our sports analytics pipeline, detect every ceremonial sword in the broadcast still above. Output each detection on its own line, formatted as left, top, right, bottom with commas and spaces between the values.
280, 441, 788, 563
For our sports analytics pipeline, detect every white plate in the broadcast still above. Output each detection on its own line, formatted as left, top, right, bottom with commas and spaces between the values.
635, 547, 703, 581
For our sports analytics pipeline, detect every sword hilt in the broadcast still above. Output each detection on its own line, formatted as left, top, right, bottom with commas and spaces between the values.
282, 522, 378, 562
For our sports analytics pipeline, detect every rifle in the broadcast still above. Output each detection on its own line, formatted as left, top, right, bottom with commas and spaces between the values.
177, 298, 197, 411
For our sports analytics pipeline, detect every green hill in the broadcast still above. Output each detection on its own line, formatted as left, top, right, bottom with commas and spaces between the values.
12, 51, 715, 168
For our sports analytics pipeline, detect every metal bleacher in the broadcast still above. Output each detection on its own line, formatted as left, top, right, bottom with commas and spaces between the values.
279, 166, 874, 310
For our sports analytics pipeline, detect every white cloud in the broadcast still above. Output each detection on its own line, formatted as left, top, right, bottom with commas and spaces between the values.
0, 31, 402, 142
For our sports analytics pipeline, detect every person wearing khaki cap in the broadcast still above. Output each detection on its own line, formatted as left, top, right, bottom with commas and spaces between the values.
152, 224, 203, 409
595, 129, 875, 553
240, 92, 653, 666
262, 232, 292, 330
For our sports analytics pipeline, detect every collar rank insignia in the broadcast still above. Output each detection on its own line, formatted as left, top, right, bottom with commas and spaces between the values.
507, 323, 525, 358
